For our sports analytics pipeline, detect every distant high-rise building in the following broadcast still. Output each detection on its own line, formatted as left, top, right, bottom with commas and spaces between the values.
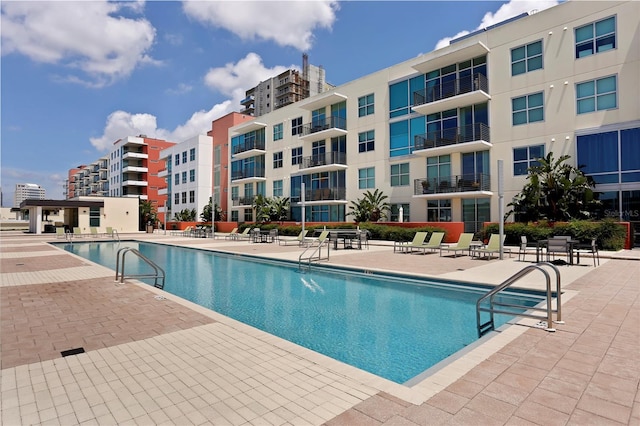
14, 183, 45, 207
240, 54, 332, 117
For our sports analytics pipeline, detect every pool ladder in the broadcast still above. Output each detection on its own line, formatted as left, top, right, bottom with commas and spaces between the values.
476, 262, 563, 337
115, 247, 165, 289
298, 237, 330, 271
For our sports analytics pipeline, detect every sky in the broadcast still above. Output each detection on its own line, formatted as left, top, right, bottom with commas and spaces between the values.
1, 0, 560, 206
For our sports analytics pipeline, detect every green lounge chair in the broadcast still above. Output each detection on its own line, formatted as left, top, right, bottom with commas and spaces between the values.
472, 234, 509, 259
415, 231, 445, 254
439, 233, 474, 257
56, 227, 66, 239
235, 228, 253, 240
279, 229, 308, 246
394, 231, 428, 253
224, 228, 239, 240
89, 227, 100, 238
73, 227, 84, 239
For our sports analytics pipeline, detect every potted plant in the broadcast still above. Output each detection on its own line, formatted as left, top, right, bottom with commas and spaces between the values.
422, 180, 431, 194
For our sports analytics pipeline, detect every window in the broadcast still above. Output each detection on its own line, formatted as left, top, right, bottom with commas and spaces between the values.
291, 117, 303, 136
391, 163, 410, 186
182, 192, 187, 204
189, 148, 195, 161
358, 94, 374, 117
273, 123, 283, 141
244, 209, 253, 222
577, 127, 640, 185
512, 92, 544, 125
174, 193, 180, 205
513, 145, 545, 176
291, 147, 302, 165
273, 180, 283, 197
174, 154, 180, 165
174, 174, 179, 185
358, 167, 375, 189
181, 171, 187, 184
182, 151, 187, 164
576, 75, 617, 114
89, 207, 100, 227
273, 152, 283, 169
189, 190, 195, 203
511, 40, 542, 76
427, 200, 452, 222
189, 169, 195, 182
358, 130, 375, 153
575, 16, 616, 58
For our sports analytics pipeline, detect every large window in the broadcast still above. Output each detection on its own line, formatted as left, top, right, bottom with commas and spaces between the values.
578, 127, 640, 184
511, 40, 542, 76
390, 117, 425, 157
576, 76, 617, 114
391, 163, 410, 187
512, 92, 544, 125
358, 130, 375, 153
390, 204, 409, 222
513, 145, 545, 176
273, 152, 283, 169
427, 200, 451, 222
182, 192, 187, 204
273, 180, 283, 197
291, 117, 303, 136
189, 191, 195, 203
358, 167, 375, 189
291, 147, 302, 165
358, 94, 374, 117
174, 173, 179, 185
575, 16, 616, 59
273, 123, 283, 141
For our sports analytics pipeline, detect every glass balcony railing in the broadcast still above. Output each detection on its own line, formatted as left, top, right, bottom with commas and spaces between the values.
299, 152, 347, 169
414, 173, 490, 195
413, 73, 488, 106
414, 123, 490, 150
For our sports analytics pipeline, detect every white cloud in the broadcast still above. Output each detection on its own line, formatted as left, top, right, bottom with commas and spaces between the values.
90, 53, 288, 151
182, 0, 339, 51
1, 1, 157, 87
166, 82, 194, 95
435, 0, 560, 49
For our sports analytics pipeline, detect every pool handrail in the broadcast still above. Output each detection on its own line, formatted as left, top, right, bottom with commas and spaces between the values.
115, 246, 165, 289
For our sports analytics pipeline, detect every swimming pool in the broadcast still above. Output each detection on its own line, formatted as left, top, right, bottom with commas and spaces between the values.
58, 241, 543, 384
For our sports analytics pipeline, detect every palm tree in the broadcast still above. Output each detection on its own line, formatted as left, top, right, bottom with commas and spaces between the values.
201, 197, 224, 222
347, 189, 390, 222
139, 200, 157, 231
269, 197, 290, 222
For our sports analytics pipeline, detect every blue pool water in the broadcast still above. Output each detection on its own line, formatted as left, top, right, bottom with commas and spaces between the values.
58, 241, 543, 384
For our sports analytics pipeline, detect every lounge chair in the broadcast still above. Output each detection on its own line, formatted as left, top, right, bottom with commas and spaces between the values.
394, 231, 428, 253
279, 230, 308, 246
439, 233, 474, 257
306, 230, 330, 246
235, 228, 253, 241
472, 234, 509, 259
105, 226, 114, 238
181, 226, 194, 237
73, 227, 84, 239
56, 227, 66, 239
224, 228, 239, 240
414, 231, 445, 254
89, 227, 100, 238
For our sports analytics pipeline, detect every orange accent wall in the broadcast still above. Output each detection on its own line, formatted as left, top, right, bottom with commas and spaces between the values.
143, 137, 176, 223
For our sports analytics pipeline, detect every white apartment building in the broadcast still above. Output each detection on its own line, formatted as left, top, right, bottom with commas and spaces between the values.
14, 183, 45, 207
66, 158, 108, 198
227, 0, 639, 237
159, 135, 213, 221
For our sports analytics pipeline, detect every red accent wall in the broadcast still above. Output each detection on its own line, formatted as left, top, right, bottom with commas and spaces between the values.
143, 137, 176, 222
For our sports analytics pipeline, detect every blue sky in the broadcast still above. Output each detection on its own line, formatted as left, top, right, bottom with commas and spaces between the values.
1, 0, 559, 206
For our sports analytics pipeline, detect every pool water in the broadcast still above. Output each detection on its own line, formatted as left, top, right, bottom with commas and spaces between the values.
58, 241, 543, 384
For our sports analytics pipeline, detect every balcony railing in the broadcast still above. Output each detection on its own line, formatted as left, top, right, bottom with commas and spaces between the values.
240, 95, 255, 105
300, 152, 347, 169
232, 139, 265, 155
231, 196, 255, 206
414, 173, 490, 195
291, 187, 346, 203
413, 73, 488, 106
231, 167, 265, 180
414, 123, 490, 150
300, 115, 347, 137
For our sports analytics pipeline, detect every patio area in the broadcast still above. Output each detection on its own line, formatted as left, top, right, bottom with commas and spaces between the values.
1, 231, 638, 425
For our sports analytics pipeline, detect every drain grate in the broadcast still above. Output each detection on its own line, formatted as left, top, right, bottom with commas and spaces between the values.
61, 347, 85, 357
154, 295, 166, 301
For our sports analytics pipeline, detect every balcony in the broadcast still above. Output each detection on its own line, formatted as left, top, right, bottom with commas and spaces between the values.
231, 196, 255, 207
122, 151, 148, 160
413, 123, 491, 156
122, 180, 148, 187
158, 188, 167, 196
240, 95, 255, 105
158, 168, 168, 178
291, 187, 347, 205
299, 116, 347, 141
232, 139, 266, 159
413, 173, 492, 200
122, 165, 148, 173
291, 152, 348, 175
298, 92, 347, 111
231, 167, 266, 183
412, 73, 490, 116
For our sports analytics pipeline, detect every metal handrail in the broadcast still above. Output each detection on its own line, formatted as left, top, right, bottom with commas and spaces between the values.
476, 262, 561, 337
111, 229, 120, 242
115, 246, 165, 289
298, 236, 330, 271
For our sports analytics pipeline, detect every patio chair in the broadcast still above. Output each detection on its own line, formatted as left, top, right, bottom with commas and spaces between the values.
415, 231, 445, 254
235, 228, 253, 241
439, 233, 474, 257
224, 228, 239, 240
353, 230, 370, 250
55, 227, 66, 239
518, 235, 536, 261
278, 230, 309, 246
576, 239, 600, 267
89, 227, 100, 238
546, 236, 571, 264
394, 231, 428, 253
73, 227, 84, 239
473, 234, 509, 260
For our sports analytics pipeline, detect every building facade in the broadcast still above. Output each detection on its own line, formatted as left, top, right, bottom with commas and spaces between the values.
14, 183, 45, 207
159, 135, 213, 223
227, 0, 639, 240
65, 158, 108, 199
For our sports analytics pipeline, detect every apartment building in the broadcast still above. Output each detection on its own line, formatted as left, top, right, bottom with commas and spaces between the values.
240, 54, 330, 117
227, 0, 639, 238
108, 135, 176, 217
14, 183, 45, 207
159, 135, 213, 223
64, 158, 108, 199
